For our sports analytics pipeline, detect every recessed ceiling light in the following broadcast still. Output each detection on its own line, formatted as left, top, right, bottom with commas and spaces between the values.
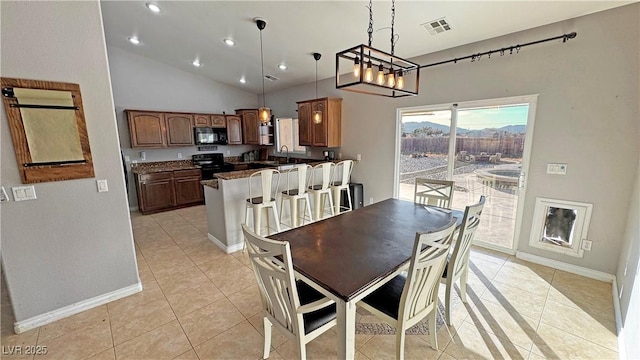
192, 59, 201, 67
239, 77, 246, 84
223, 38, 236, 47
278, 64, 288, 70
145, 3, 161, 13
128, 36, 141, 45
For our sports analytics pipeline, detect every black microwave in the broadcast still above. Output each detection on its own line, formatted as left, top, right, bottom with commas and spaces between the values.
194, 127, 228, 145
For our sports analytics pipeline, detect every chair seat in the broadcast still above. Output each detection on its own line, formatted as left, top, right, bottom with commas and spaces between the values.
247, 196, 276, 204
360, 273, 407, 321
282, 189, 301, 196
297, 280, 337, 335
308, 184, 327, 191
331, 181, 347, 187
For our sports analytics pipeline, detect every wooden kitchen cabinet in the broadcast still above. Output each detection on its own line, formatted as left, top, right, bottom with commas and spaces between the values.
226, 115, 243, 144
127, 111, 167, 148
236, 109, 259, 145
296, 98, 342, 147
136, 169, 203, 214
136, 172, 175, 214
211, 114, 226, 128
165, 113, 194, 146
174, 169, 204, 205
194, 114, 210, 127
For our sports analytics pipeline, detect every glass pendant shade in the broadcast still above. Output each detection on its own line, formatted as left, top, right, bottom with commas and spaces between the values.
353, 57, 361, 77
396, 71, 404, 89
312, 110, 322, 124
376, 64, 385, 85
387, 70, 395, 87
258, 107, 271, 123
364, 61, 373, 82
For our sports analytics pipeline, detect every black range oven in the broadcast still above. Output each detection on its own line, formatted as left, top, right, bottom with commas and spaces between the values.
192, 153, 234, 180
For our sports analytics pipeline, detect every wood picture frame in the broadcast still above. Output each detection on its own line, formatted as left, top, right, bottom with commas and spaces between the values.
1, 77, 94, 183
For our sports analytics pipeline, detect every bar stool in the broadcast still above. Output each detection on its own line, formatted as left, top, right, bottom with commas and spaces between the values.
331, 160, 354, 214
245, 169, 281, 236
308, 162, 335, 221
279, 165, 313, 229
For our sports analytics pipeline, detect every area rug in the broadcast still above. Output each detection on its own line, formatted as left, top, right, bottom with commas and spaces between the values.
355, 287, 463, 335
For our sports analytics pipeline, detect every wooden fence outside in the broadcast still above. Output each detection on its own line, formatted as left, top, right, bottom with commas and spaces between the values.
401, 136, 525, 157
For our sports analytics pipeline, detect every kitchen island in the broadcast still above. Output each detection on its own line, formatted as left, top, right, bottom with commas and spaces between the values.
202, 161, 348, 253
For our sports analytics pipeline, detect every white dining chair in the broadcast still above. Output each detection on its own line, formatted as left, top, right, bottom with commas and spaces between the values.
330, 160, 354, 214
414, 178, 454, 209
245, 169, 281, 237
241, 224, 337, 360
357, 219, 457, 359
442, 196, 485, 325
279, 165, 314, 228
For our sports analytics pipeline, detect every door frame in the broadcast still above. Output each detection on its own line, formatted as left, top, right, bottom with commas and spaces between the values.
394, 94, 539, 254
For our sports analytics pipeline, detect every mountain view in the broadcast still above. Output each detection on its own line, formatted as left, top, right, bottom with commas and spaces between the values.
402, 121, 526, 136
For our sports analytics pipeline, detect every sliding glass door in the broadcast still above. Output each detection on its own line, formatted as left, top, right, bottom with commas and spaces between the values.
395, 96, 536, 253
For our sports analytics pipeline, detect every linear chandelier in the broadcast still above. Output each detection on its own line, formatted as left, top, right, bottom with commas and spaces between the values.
336, 0, 578, 98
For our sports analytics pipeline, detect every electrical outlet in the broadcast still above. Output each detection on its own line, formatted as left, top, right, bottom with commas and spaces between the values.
547, 163, 567, 175
140, 151, 146, 161
369, 197, 374, 205
581, 239, 592, 251
357, 154, 362, 161
177, 152, 183, 159
227, 150, 230, 155
124, 155, 130, 162
97, 179, 109, 193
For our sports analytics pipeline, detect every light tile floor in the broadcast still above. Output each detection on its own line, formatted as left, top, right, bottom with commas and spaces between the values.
1, 205, 618, 359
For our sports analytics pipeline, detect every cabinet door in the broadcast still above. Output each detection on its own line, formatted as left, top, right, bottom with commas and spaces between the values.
211, 114, 227, 128
127, 111, 166, 148
312, 100, 328, 147
166, 113, 194, 146
297, 102, 312, 146
137, 173, 175, 213
226, 116, 243, 144
194, 114, 211, 127
174, 170, 203, 205
241, 110, 259, 144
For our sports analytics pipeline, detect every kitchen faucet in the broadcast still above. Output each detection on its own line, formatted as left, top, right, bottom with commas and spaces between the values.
279, 145, 289, 164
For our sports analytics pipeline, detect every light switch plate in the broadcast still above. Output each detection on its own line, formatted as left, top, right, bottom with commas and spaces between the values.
12, 185, 36, 201
581, 239, 592, 251
0, 186, 8, 202
97, 179, 109, 192
547, 163, 567, 175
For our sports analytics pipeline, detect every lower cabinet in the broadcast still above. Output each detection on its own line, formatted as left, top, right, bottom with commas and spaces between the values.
136, 169, 203, 214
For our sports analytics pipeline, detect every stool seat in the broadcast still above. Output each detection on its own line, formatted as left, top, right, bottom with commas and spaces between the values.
244, 169, 281, 242
279, 165, 313, 229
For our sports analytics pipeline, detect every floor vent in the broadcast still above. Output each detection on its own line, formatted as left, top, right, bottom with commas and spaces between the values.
422, 18, 452, 36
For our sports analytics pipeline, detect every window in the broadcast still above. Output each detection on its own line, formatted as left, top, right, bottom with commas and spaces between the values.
275, 118, 306, 153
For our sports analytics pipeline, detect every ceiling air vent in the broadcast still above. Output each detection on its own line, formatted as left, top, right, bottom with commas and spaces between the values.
264, 74, 279, 81
422, 18, 452, 36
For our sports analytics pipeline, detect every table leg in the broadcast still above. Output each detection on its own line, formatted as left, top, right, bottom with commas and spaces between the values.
336, 300, 356, 360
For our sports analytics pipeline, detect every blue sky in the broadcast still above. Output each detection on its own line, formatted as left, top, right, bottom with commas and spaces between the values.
403, 104, 529, 130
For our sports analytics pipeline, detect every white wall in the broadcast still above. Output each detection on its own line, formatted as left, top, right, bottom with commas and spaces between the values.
267, 4, 640, 275
106, 46, 260, 207
0, 2, 139, 322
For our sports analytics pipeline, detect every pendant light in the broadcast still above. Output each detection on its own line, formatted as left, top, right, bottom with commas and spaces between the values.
255, 18, 271, 123
312, 52, 322, 124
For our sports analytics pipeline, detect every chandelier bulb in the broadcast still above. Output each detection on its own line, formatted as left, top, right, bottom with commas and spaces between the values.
364, 61, 373, 83
396, 70, 404, 89
376, 64, 385, 85
353, 57, 361, 78
387, 70, 396, 88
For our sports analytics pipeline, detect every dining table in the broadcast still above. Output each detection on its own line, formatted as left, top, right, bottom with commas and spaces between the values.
269, 198, 464, 359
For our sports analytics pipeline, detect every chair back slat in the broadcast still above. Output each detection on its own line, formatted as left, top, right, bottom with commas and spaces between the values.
242, 224, 301, 335
332, 160, 354, 186
249, 169, 280, 203
398, 219, 456, 325
414, 178, 454, 209
449, 196, 486, 279
310, 162, 334, 190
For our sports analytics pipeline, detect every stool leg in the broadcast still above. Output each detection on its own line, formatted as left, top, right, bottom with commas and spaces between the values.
313, 192, 321, 221
264, 207, 270, 235
271, 204, 281, 233
332, 187, 341, 214
346, 187, 353, 211
304, 195, 313, 225
254, 206, 262, 236
279, 195, 285, 227
290, 197, 298, 228
327, 192, 335, 216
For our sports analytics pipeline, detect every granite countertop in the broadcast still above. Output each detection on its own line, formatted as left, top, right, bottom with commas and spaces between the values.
201, 179, 218, 189
130, 160, 198, 175
214, 159, 350, 180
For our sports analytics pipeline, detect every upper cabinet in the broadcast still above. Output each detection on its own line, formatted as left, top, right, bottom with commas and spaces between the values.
226, 115, 243, 144
194, 114, 210, 127
236, 109, 259, 145
297, 98, 342, 147
211, 114, 226, 128
165, 113, 194, 146
127, 111, 167, 148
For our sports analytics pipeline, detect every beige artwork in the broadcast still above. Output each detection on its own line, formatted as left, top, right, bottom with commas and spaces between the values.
14, 88, 84, 163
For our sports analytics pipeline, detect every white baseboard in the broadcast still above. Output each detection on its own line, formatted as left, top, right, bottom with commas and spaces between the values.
208, 233, 243, 254
14, 282, 142, 334
515, 251, 615, 282
612, 278, 626, 360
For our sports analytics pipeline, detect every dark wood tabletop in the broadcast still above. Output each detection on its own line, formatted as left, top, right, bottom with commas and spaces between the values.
269, 198, 463, 302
